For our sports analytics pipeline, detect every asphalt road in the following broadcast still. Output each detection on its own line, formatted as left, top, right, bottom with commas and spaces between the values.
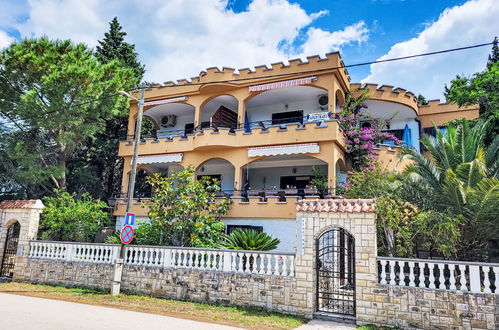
0, 293, 240, 330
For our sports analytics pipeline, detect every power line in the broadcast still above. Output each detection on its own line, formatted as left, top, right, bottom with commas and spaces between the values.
0, 40, 495, 126
145, 41, 495, 89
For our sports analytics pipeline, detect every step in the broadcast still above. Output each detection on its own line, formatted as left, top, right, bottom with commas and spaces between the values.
313, 312, 356, 325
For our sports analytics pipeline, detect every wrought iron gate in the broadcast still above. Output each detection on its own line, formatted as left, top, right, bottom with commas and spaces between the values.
0, 222, 21, 278
316, 227, 355, 315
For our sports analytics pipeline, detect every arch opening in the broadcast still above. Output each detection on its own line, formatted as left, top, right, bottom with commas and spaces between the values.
200, 95, 238, 131
133, 163, 184, 198
196, 158, 235, 193
242, 154, 329, 197
143, 103, 195, 138
316, 227, 355, 316
0, 221, 21, 278
245, 86, 330, 131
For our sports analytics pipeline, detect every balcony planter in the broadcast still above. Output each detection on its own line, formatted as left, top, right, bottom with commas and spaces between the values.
284, 189, 298, 195
304, 189, 318, 195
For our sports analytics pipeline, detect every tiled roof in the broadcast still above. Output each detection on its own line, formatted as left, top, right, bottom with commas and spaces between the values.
0, 200, 44, 209
296, 199, 375, 213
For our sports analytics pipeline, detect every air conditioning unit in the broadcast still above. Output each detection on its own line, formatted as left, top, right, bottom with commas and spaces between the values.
318, 94, 329, 110
160, 115, 177, 128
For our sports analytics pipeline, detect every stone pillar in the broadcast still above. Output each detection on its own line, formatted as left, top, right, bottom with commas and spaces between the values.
0, 200, 44, 280
294, 199, 377, 320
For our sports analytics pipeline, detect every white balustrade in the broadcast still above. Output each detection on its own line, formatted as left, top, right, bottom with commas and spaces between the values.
29, 241, 118, 264
29, 241, 295, 277
378, 257, 499, 294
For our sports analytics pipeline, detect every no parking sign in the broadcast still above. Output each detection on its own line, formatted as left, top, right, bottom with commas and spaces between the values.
120, 225, 134, 244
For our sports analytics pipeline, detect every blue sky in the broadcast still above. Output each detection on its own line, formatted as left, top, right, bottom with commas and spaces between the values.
0, 0, 496, 99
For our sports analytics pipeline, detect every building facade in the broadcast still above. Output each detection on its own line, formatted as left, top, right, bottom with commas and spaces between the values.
114, 52, 478, 252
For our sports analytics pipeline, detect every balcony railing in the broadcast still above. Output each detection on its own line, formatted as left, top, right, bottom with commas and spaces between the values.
119, 187, 340, 202
127, 114, 332, 141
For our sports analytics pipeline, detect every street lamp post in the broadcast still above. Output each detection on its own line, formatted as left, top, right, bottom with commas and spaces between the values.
111, 85, 145, 296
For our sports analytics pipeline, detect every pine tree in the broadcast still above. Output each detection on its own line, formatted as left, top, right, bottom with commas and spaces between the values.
96, 17, 145, 79
487, 37, 498, 69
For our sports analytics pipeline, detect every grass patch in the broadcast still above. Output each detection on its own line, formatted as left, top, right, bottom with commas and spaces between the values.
0, 282, 306, 329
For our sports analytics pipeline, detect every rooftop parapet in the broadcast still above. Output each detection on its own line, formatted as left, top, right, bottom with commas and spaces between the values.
350, 83, 419, 113
144, 52, 349, 89
418, 99, 479, 116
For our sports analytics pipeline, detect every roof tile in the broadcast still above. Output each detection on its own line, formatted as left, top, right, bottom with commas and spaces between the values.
296, 199, 375, 213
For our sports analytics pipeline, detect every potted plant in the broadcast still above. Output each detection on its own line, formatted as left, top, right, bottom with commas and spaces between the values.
304, 184, 318, 195
285, 185, 298, 195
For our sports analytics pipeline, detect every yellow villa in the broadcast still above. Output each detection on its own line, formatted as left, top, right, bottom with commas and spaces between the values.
114, 52, 478, 251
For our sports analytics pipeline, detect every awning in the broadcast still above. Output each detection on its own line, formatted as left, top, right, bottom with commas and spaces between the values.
144, 96, 188, 107
248, 143, 319, 157
248, 76, 317, 92
137, 153, 183, 164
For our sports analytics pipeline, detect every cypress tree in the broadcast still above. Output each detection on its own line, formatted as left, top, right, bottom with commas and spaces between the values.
96, 17, 145, 79
67, 17, 145, 200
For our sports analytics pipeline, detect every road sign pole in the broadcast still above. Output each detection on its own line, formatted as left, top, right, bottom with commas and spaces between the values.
111, 86, 145, 296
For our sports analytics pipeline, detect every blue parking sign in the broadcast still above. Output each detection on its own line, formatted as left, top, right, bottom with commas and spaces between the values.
125, 212, 135, 226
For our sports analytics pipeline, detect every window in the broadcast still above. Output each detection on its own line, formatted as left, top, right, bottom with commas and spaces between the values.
280, 176, 311, 189
360, 121, 372, 129
422, 126, 447, 137
271, 110, 303, 125
382, 129, 404, 140
226, 225, 263, 234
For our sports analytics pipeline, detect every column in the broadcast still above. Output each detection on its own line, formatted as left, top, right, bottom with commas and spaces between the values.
237, 98, 246, 129
328, 75, 338, 114
234, 165, 243, 191
193, 105, 202, 129
127, 103, 138, 138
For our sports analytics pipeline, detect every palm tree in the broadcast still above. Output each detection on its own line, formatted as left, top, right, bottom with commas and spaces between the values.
218, 229, 280, 251
402, 119, 499, 260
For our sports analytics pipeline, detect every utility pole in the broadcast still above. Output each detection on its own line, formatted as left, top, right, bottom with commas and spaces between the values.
111, 85, 145, 296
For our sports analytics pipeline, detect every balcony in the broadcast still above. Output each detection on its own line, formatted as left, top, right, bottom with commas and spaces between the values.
118, 118, 343, 157
113, 193, 344, 218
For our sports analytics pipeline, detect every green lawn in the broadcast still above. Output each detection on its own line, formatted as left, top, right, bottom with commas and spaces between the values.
0, 282, 307, 330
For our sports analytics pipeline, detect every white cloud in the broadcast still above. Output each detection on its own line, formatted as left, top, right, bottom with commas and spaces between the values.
3, 0, 368, 83
362, 0, 499, 99
301, 21, 368, 56
0, 31, 15, 49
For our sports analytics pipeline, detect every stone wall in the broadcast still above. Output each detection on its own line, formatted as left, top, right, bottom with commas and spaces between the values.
358, 285, 499, 330
17, 258, 307, 315
18, 258, 114, 291
6, 198, 499, 329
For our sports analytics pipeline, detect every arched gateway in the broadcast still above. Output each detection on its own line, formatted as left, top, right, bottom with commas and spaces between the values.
316, 227, 355, 316
0, 221, 21, 278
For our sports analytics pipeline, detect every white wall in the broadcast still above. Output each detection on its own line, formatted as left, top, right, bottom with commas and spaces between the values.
221, 218, 296, 253
386, 118, 420, 152
245, 99, 324, 125
115, 216, 150, 230
246, 165, 327, 190
115, 216, 297, 253
197, 161, 235, 191
154, 111, 195, 137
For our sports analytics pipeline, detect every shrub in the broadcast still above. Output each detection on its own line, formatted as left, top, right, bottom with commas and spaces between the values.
39, 189, 111, 242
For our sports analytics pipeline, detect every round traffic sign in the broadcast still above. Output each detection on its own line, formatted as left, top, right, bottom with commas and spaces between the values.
120, 225, 134, 244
